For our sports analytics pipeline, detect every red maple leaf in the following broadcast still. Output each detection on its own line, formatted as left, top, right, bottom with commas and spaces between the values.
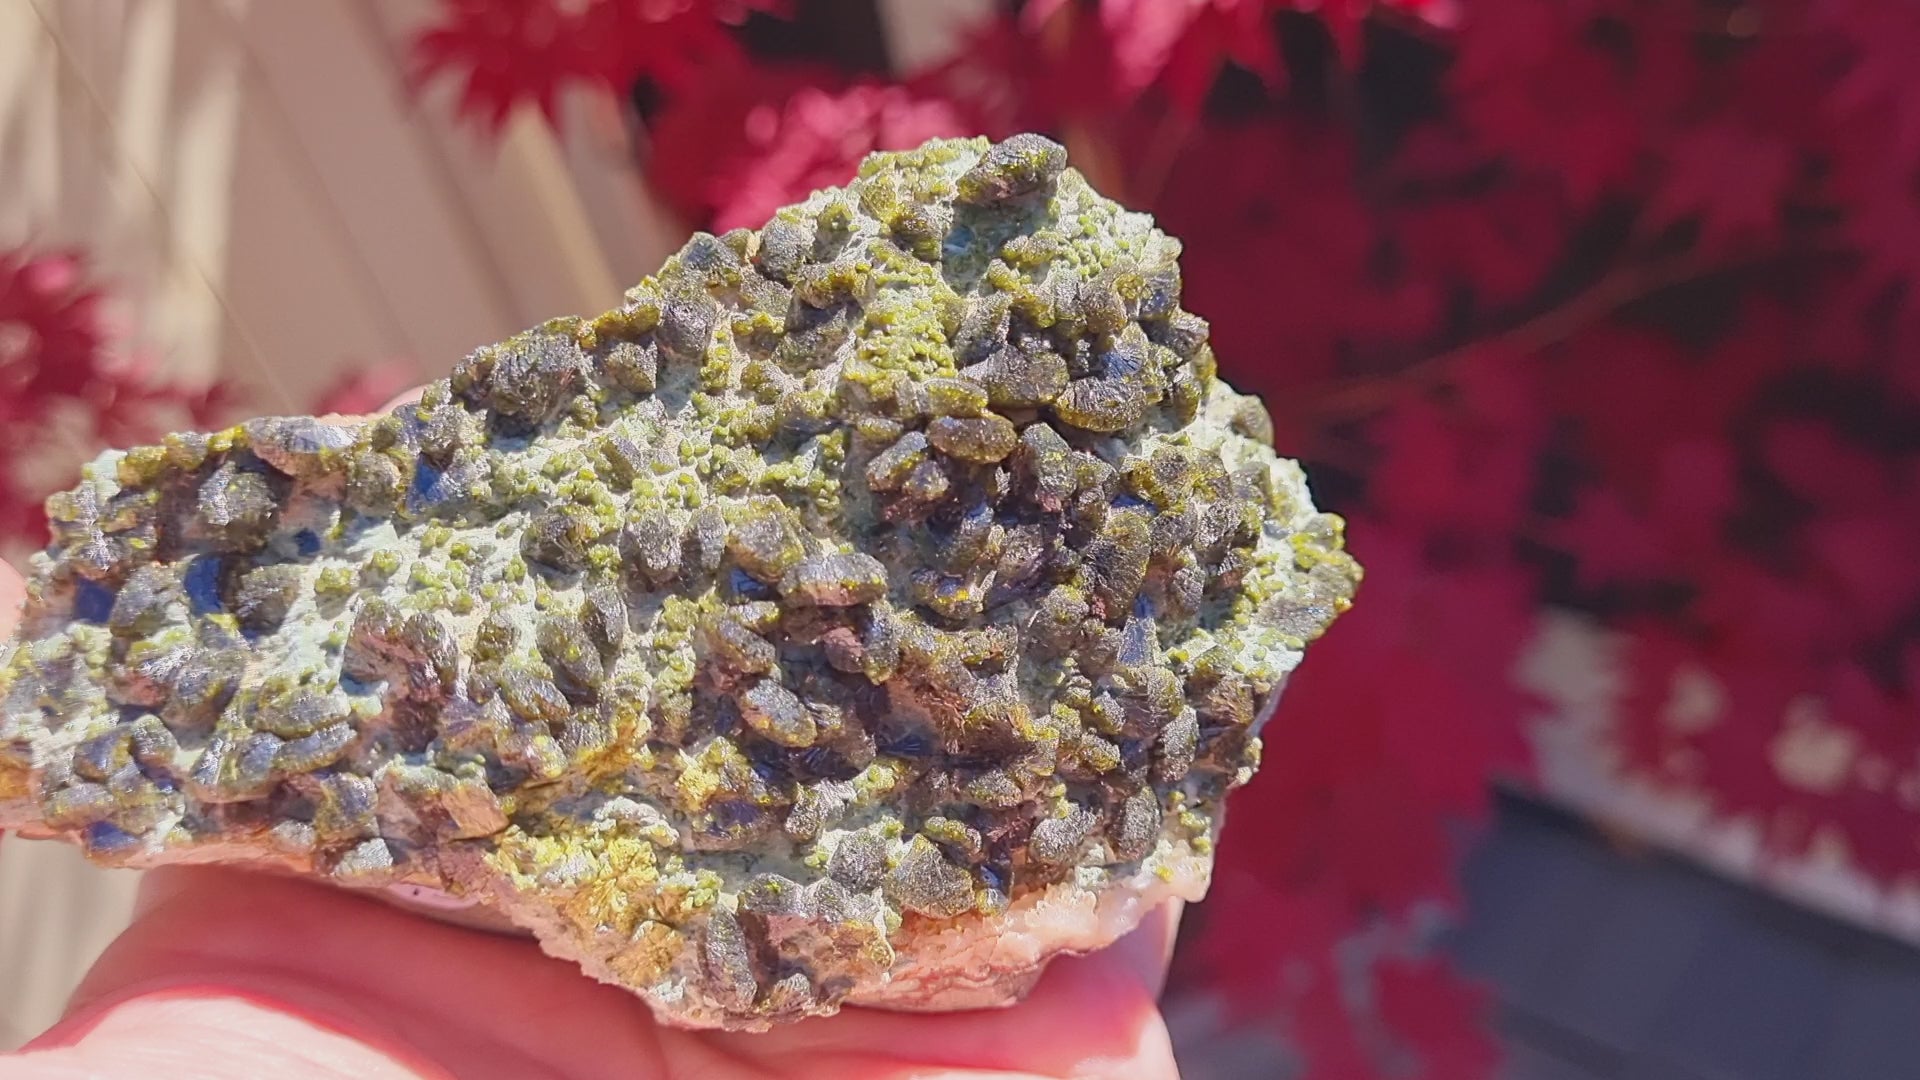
1389, 158, 1571, 310
312, 361, 424, 418
641, 65, 983, 231
0, 248, 110, 419
1650, 437, 1738, 557
0, 246, 232, 546
1366, 351, 1546, 538
410, 0, 604, 132
639, 59, 830, 225
1373, 956, 1502, 1080
1181, 870, 1351, 1008
578, 1, 768, 97
1549, 489, 1674, 590
707, 82, 978, 232
1761, 419, 1895, 511
1643, 123, 1799, 251
1155, 118, 1442, 399
1834, 143, 1920, 286
409, 0, 782, 136
1021, 0, 1281, 113
1817, 0, 1920, 171
1808, 509, 1920, 637
1233, 530, 1534, 924
1548, 328, 1744, 489
916, 9, 1124, 130
1020, 0, 1448, 115
1448, 0, 1650, 208
1546, 436, 1738, 592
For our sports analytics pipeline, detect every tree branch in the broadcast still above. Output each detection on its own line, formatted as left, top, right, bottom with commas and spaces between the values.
1290, 240, 1847, 421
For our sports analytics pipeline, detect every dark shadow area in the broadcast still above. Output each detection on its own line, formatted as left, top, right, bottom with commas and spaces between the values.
1448, 792, 1920, 1080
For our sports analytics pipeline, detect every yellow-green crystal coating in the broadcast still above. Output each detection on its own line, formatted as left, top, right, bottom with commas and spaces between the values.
0, 135, 1358, 1029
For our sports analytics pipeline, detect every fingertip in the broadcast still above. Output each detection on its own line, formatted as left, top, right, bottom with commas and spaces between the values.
58, 867, 669, 1080
745, 904, 1186, 1079
1075, 898, 1183, 999
0, 561, 19, 852
377, 386, 427, 414
0, 559, 25, 631
23, 988, 436, 1080
129, 864, 213, 920
313, 386, 425, 428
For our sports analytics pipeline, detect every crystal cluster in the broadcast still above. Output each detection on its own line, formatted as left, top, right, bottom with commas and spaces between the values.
0, 135, 1359, 1029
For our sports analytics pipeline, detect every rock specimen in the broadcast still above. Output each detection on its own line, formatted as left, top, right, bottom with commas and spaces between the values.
0, 135, 1360, 1029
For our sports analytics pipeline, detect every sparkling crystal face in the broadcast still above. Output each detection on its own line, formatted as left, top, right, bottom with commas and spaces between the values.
0, 135, 1358, 1029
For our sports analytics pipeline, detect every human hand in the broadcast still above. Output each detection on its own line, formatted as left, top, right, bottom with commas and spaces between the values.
5, 854, 1181, 1079
0, 389, 1186, 1079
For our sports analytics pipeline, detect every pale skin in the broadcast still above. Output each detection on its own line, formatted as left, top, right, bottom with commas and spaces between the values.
0, 392, 1186, 1080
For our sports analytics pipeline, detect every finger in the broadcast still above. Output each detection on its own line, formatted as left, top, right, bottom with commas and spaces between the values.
721, 901, 1185, 1080
30, 863, 1183, 1080
378, 386, 427, 414
1, 558, 24, 637
1079, 898, 1183, 999
312, 385, 427, 429
4, 991, 433, 1080
1, 559, 22, 854
33, 867, 668, 1080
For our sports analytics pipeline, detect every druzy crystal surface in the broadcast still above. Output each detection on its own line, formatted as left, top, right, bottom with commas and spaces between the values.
0, 135, 1359, 1029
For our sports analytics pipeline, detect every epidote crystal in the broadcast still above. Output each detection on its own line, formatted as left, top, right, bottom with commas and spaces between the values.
0, 135, 1360, 1029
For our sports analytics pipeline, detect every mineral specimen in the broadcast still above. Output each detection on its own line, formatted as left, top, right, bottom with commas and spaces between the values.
0, 135, 1360, 1029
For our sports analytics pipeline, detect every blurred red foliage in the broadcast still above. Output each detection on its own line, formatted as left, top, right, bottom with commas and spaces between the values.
409, 0, 787, 131
0, 248, 228, 547
311, 360, 424, 418
400, 1, 1920, 1073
